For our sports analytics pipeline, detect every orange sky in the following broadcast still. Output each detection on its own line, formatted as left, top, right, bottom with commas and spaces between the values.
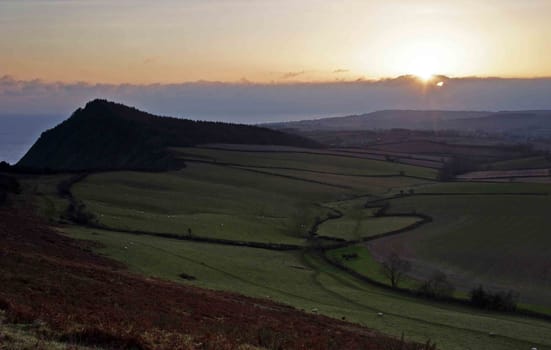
1, 0, 551, 84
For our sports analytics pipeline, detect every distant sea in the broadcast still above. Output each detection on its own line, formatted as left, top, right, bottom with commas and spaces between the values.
0, 115, 65, 164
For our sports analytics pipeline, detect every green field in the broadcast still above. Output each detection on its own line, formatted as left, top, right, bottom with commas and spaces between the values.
173, 147, 439, 179
317, 198, 421, 241
15, 174, 73, 220
30, 148, 551, 350
72, 164, 349, 245
486, 156, 551, 171
368, 193, 551, 309
73, 162, 430, 245
413, 181, 551, 194
326, 245, 422, 290
238, 167, 433, 194
63, 226, 551, 350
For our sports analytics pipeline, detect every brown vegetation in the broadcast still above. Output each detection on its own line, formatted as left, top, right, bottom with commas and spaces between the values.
0, 208, 434, 349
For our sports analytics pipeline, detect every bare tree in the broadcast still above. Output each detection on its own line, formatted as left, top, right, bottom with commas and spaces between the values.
418, 270, 455, 299
380, 252, 411, 288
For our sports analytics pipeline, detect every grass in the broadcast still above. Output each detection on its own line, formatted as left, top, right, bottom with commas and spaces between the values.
14, 174, 72, 221
413, 181, 551, 194
173, 147, 439, 179
238, 167, 433, 194
20, 147, 551, 349
326, 245, 421, 289
0, 317, 92, 350
0, 311, 103, 350
317, 198, 421, 241
486, 156, 551, 171
72, 163, 354, 245
63, 226, 551, 350
369, 193, 551, 308
73, 165, 428, 245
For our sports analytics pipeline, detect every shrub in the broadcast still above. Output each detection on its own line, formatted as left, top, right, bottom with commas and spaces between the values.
65, 201, 97, 225
417, 271, 454, 299
341, 253, 358, 260
469, 285, 518, 312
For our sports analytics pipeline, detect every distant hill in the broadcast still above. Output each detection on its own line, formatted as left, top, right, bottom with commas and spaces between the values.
266, 110, 551, 137
17, 99, 320, 171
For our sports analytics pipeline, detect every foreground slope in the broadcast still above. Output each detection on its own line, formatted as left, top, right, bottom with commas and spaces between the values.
17, 99, 320, 171
0, 207, 431, 350
35, 156, 550, 350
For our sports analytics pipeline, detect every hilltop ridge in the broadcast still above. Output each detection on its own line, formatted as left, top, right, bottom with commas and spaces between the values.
266, 109, 551, 137
17, 99, 320, 171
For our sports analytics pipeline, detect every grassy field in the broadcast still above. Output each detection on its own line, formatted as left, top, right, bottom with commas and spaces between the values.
326, 245, 422, 290
238, 167, 433, 194
14, 174, 73, 220
486, 156, 551, 171
63, 226, 551, 350
28, 147, 551, 349
368, 193, 551, 309
317, 198, 421, 241
173, 147, 439, 179
413, 181, 551, 194
72, 164, 351, 245
73, 162, 432, 245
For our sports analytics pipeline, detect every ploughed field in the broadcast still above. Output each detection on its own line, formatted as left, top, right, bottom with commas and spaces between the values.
17, 146, 551, 350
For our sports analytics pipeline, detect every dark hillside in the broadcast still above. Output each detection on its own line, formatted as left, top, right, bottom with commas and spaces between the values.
0, 173, 20, 206
18, 99, 320, 171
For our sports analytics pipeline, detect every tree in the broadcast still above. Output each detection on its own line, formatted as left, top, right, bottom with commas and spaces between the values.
418, 271, 454, 299
380, 252, 411, 288
469, 285, 518, 312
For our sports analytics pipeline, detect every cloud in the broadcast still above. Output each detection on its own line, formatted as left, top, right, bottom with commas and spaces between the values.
1, 76, 551, 123
281, 71, 306, 79
333, 69, 349, 74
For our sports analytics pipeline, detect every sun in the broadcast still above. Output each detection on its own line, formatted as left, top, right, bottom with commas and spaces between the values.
409, 55, 438, 82
384, 40, 459, 82
414, 70, 434, 82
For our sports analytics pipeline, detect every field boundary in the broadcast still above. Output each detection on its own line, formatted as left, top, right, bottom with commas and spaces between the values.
74, 223, 306, 251
194, 145, 442, 171
179, 157, 435, 181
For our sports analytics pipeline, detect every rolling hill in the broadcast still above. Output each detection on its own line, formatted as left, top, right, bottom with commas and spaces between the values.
266, 110, 551, 137
17, 99, 320, 171
0, 207, 432, 350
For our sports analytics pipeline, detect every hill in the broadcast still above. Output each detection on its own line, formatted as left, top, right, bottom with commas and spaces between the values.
0, 207, 430, 350
266, 110, 551, 137
11, 147, 551, 349
266, 110, 491, 131
17, 99, 320, 171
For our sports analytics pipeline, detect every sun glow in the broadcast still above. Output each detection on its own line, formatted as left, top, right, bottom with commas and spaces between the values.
415, 71, 434, 82
381, 37, 462, 82
408, 53, 440, 82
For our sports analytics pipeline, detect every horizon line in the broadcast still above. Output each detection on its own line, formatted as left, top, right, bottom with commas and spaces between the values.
4, 74, 551, 87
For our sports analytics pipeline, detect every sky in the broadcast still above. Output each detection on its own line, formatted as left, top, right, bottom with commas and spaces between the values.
1, 0, 551, 121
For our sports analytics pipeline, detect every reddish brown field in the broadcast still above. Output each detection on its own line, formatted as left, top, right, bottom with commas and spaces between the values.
0, 208, 432, 350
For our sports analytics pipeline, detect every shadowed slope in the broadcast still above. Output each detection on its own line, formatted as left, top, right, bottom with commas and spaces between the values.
18, 99, 320, 171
